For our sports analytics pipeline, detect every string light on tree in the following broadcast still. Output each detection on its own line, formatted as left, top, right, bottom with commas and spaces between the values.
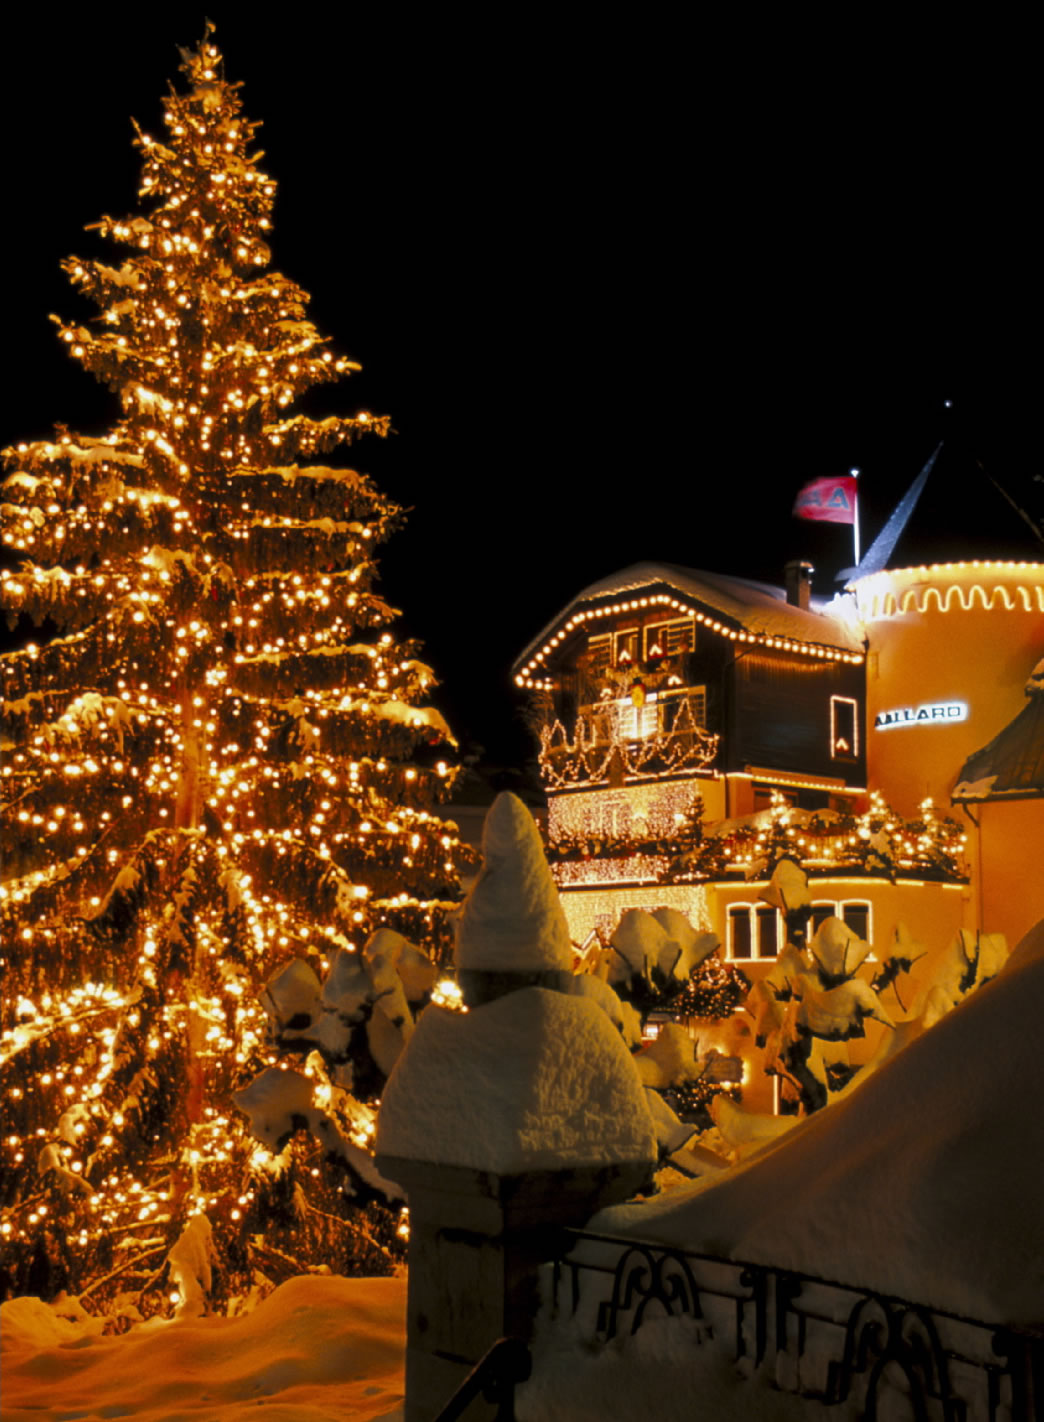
0, 25, 471, 1317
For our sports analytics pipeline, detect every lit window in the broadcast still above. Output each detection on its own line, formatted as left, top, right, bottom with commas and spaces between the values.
644, 618, 695, 659
616, 694, 658, 741
831, 695, 859, 759
615, 630, 639, 666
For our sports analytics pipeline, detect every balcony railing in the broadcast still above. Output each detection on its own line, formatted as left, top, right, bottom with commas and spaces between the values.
549, 1229, 1043, 1421
538, 688, 719, 790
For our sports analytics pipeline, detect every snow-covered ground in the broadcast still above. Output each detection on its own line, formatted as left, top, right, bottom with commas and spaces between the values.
518, 1314, 856, 1421
0, 1271, 842, 1422
6, 921, 1042, 1421
516, 918, 1044, 1419
0, 1275, 406, 1422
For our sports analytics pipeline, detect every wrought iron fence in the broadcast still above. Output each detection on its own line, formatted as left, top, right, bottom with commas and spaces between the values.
432, 1337, 531, 1422
550, 1229, 1043, 1421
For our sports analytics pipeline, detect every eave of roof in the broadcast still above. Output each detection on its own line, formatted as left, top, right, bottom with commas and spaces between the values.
514, 561, 864, 686
952, 667, 1044, 803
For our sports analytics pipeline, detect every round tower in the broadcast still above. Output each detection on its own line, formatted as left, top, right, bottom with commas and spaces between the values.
852, 561, 1044, 813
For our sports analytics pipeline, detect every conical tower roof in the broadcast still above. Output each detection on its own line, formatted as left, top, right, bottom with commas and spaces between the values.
844, 443, 1043, 582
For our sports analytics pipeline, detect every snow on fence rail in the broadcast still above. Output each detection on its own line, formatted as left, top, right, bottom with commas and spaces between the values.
549, 1229, 1044, 1422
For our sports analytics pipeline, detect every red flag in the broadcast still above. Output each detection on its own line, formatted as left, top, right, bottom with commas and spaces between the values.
793, 475, 857, 524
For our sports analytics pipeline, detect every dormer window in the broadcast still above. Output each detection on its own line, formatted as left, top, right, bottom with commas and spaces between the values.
616, 629, 639, 666
586, 633, 612, 672
644, 618, 695, 660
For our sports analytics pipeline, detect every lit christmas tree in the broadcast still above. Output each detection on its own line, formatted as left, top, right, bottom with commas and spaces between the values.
0, 27, 470, 1315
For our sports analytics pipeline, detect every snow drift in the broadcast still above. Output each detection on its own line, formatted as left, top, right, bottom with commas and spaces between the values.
0, 1274, 406, 1421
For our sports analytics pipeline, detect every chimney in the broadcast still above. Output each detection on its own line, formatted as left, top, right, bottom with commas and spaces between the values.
784, 559, 814, 610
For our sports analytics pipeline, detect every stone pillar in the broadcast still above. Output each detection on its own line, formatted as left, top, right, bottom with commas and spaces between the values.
374, 795, 658, 1419
376, 1154, 650, 1422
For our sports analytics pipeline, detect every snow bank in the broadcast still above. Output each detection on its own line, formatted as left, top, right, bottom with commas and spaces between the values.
518, 1313, 833, 1422
377, 988, 657, 1173
0, 1274, 406, 1422
454, 792, 572, 973
594, 918, 1044, 1325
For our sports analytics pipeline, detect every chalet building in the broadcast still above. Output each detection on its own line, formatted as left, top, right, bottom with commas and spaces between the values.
513, 461, 1044, 974
517, 558, 866, 822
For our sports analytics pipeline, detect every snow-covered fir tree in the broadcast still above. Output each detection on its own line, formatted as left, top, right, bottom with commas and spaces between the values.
0, 26, 470, 1315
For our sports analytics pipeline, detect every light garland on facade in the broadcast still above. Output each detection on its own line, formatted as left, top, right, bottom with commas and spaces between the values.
727, 770, 865, 794
554, 853, 670, 888
548, 779, 703, 844
538, 695, 719, 789
545, 789, 967, 899
515, 592, 864, 689
851, 562, 1044, 621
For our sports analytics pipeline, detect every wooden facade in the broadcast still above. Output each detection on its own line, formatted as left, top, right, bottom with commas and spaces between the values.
516, 563, 867, 820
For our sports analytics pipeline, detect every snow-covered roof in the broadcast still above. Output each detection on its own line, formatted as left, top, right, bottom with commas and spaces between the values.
952, 658, 1044, 803
514, 562, 864, 680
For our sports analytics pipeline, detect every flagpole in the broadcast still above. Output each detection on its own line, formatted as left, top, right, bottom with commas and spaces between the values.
850, 467, 861, 567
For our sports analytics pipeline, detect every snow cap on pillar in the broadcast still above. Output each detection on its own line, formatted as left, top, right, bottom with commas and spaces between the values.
454, 792, 572, 973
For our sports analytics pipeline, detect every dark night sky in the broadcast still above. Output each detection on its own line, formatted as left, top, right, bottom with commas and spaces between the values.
3, 10, 1039, 773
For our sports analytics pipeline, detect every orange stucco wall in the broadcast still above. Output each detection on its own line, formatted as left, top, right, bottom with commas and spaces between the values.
855, 563, 1043, 814
852, 563, 1044, 949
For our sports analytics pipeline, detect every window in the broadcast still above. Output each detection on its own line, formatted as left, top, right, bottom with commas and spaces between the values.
810, 902, 835, 935
644, 618, 695, 660
831, 695, 859, 760
727, 904, 781, 960
755, 906, 779, 957
615, 692, 658, 741
586, 633, 612, 672
615, 629, 639, 666
730, 900, 870, 962
841, 901, 870, 941
753, 785, 797, 813
728, 906, 753, 960
810, 899, 872, 943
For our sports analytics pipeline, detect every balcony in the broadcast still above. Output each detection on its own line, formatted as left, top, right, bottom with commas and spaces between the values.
538, 687, 719, 790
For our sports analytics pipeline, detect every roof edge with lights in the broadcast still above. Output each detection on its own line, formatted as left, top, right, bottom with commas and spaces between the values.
850, 560, 1044, 621
514, 562, 864, 689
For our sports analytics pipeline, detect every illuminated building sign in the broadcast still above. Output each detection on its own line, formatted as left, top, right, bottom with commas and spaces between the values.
874, 701, 967, 730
